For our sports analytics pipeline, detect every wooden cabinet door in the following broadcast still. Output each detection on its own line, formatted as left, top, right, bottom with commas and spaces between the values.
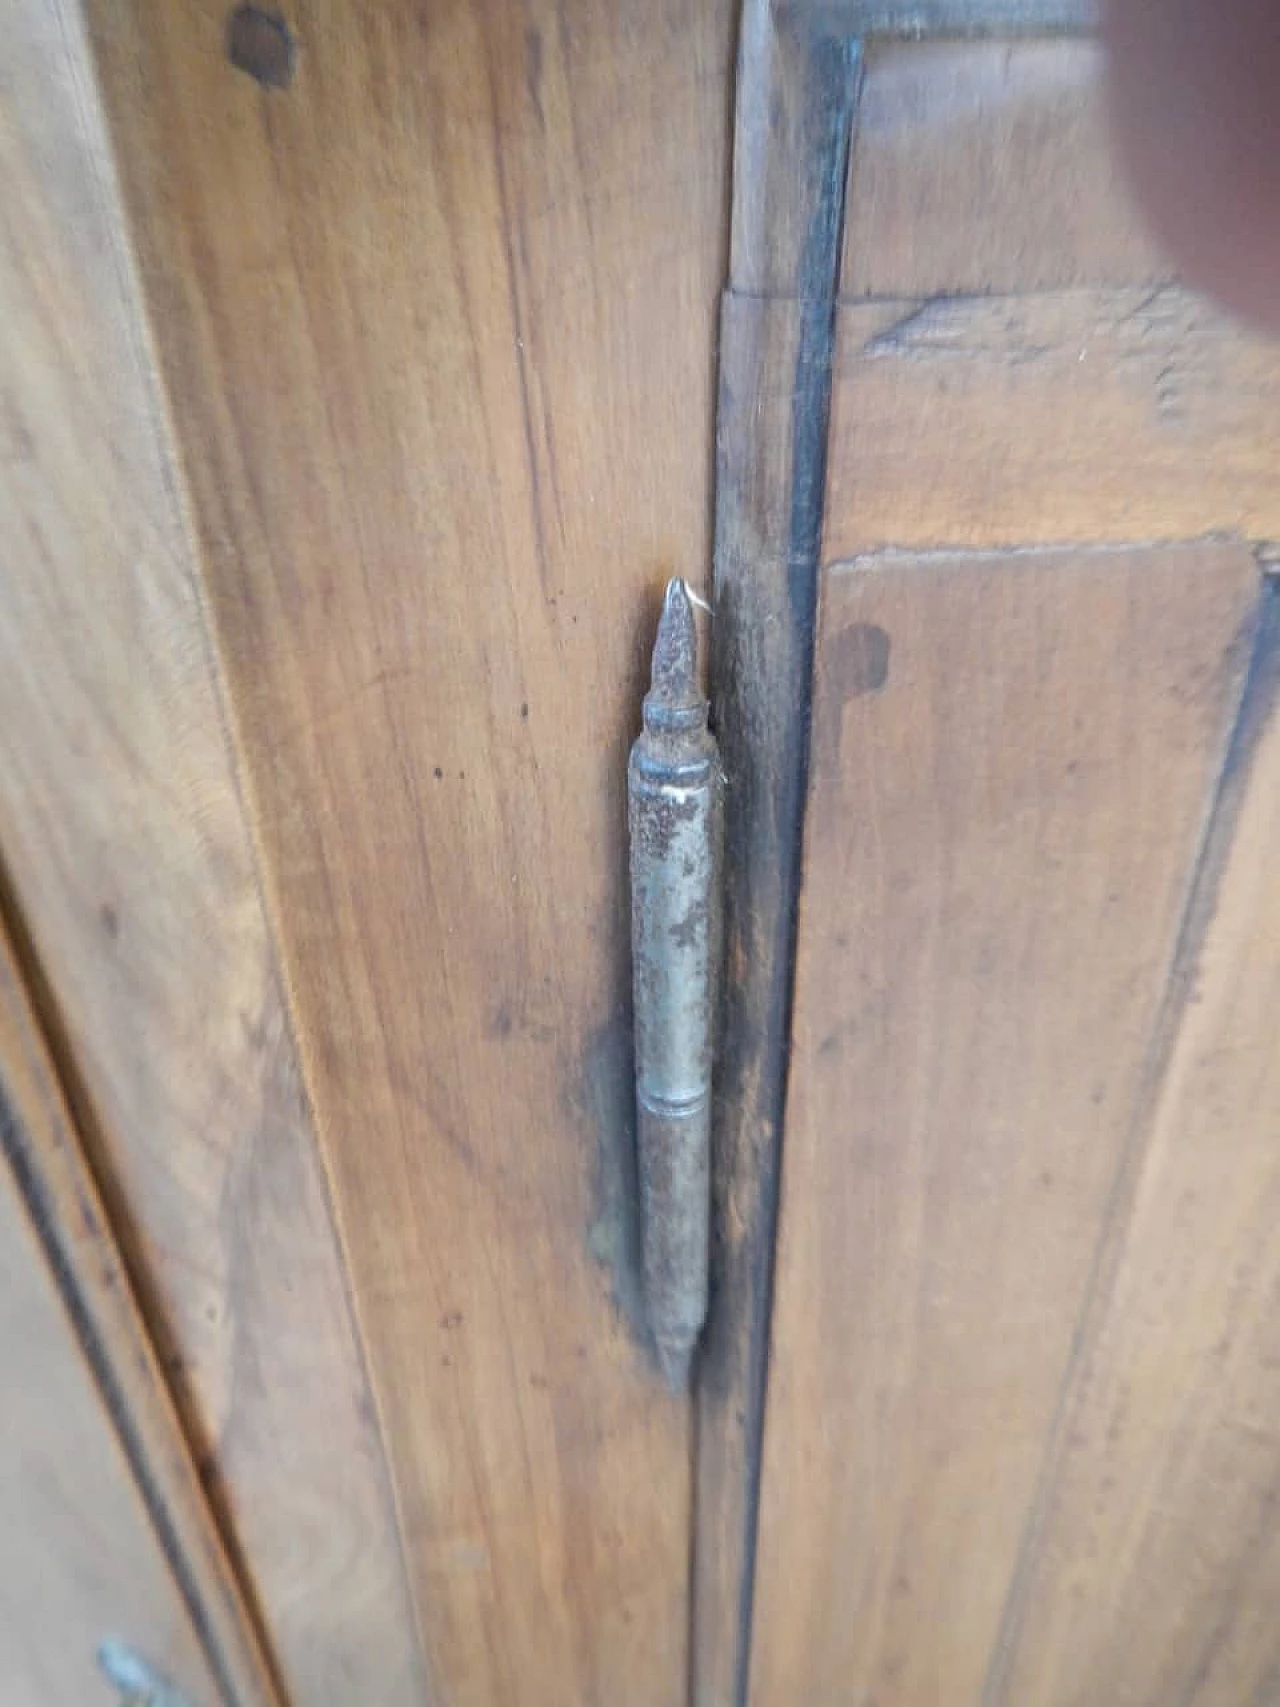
11, 1, 1280, 1703
739, 23, 1280, 1707
0, 0, 734, 1703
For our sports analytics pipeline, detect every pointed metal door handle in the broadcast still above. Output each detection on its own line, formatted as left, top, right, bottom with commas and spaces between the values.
628, 580, 723, 1390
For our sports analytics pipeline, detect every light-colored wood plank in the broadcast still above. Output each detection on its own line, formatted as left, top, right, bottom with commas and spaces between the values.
85, 0, 734, 1699
0, 1182, 217, 1707
825, 289, 1280, 555
0, 4, 426, 1701
0, 1062, 221, 1702
0, 921, 269, 1707
841, 40, 1165, 297
990, 582, 1280, 1707
748, 543, 1257, 1707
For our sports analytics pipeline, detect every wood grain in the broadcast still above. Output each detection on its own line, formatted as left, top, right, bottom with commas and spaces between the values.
0, 1158, 217, 1707
988, 580, 1280, 1707
730, 0, 861, 297
699, 5, 860, 1701
841, 39, 1165, 297
0, 922, 269, 1707
825, 289, 1280, 555
84, 0, 734, 1699
0, 3, 426, 1701
747, 543, 1258, 1707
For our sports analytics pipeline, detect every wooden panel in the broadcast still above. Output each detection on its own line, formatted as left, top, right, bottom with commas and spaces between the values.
0, 1166, 217, 1706
699, 5, 860, 1701
841, 40, 1165, 297
0, 1044, 220, 1701
748, 544, 1257, 1707
990, 582, 1280, 1707
0, 4, 425, 1701
825, 289, 1280, 555
85, 0, 733, 1700
0, 923, 268, 1706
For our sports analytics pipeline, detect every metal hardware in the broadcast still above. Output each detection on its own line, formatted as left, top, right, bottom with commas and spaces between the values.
775, 0, 1095, 35
628, 579, 722, 1390
98, 1639, 194, 1707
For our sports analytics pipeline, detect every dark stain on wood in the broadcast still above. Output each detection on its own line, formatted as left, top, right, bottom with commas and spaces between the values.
833, 622, 890, 696
574, 1008, 646, 1348
816, 620, 891, 767
226, 6, 295, 90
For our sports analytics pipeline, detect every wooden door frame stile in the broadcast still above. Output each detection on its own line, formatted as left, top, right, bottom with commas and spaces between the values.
697, 5, 1097, 1702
